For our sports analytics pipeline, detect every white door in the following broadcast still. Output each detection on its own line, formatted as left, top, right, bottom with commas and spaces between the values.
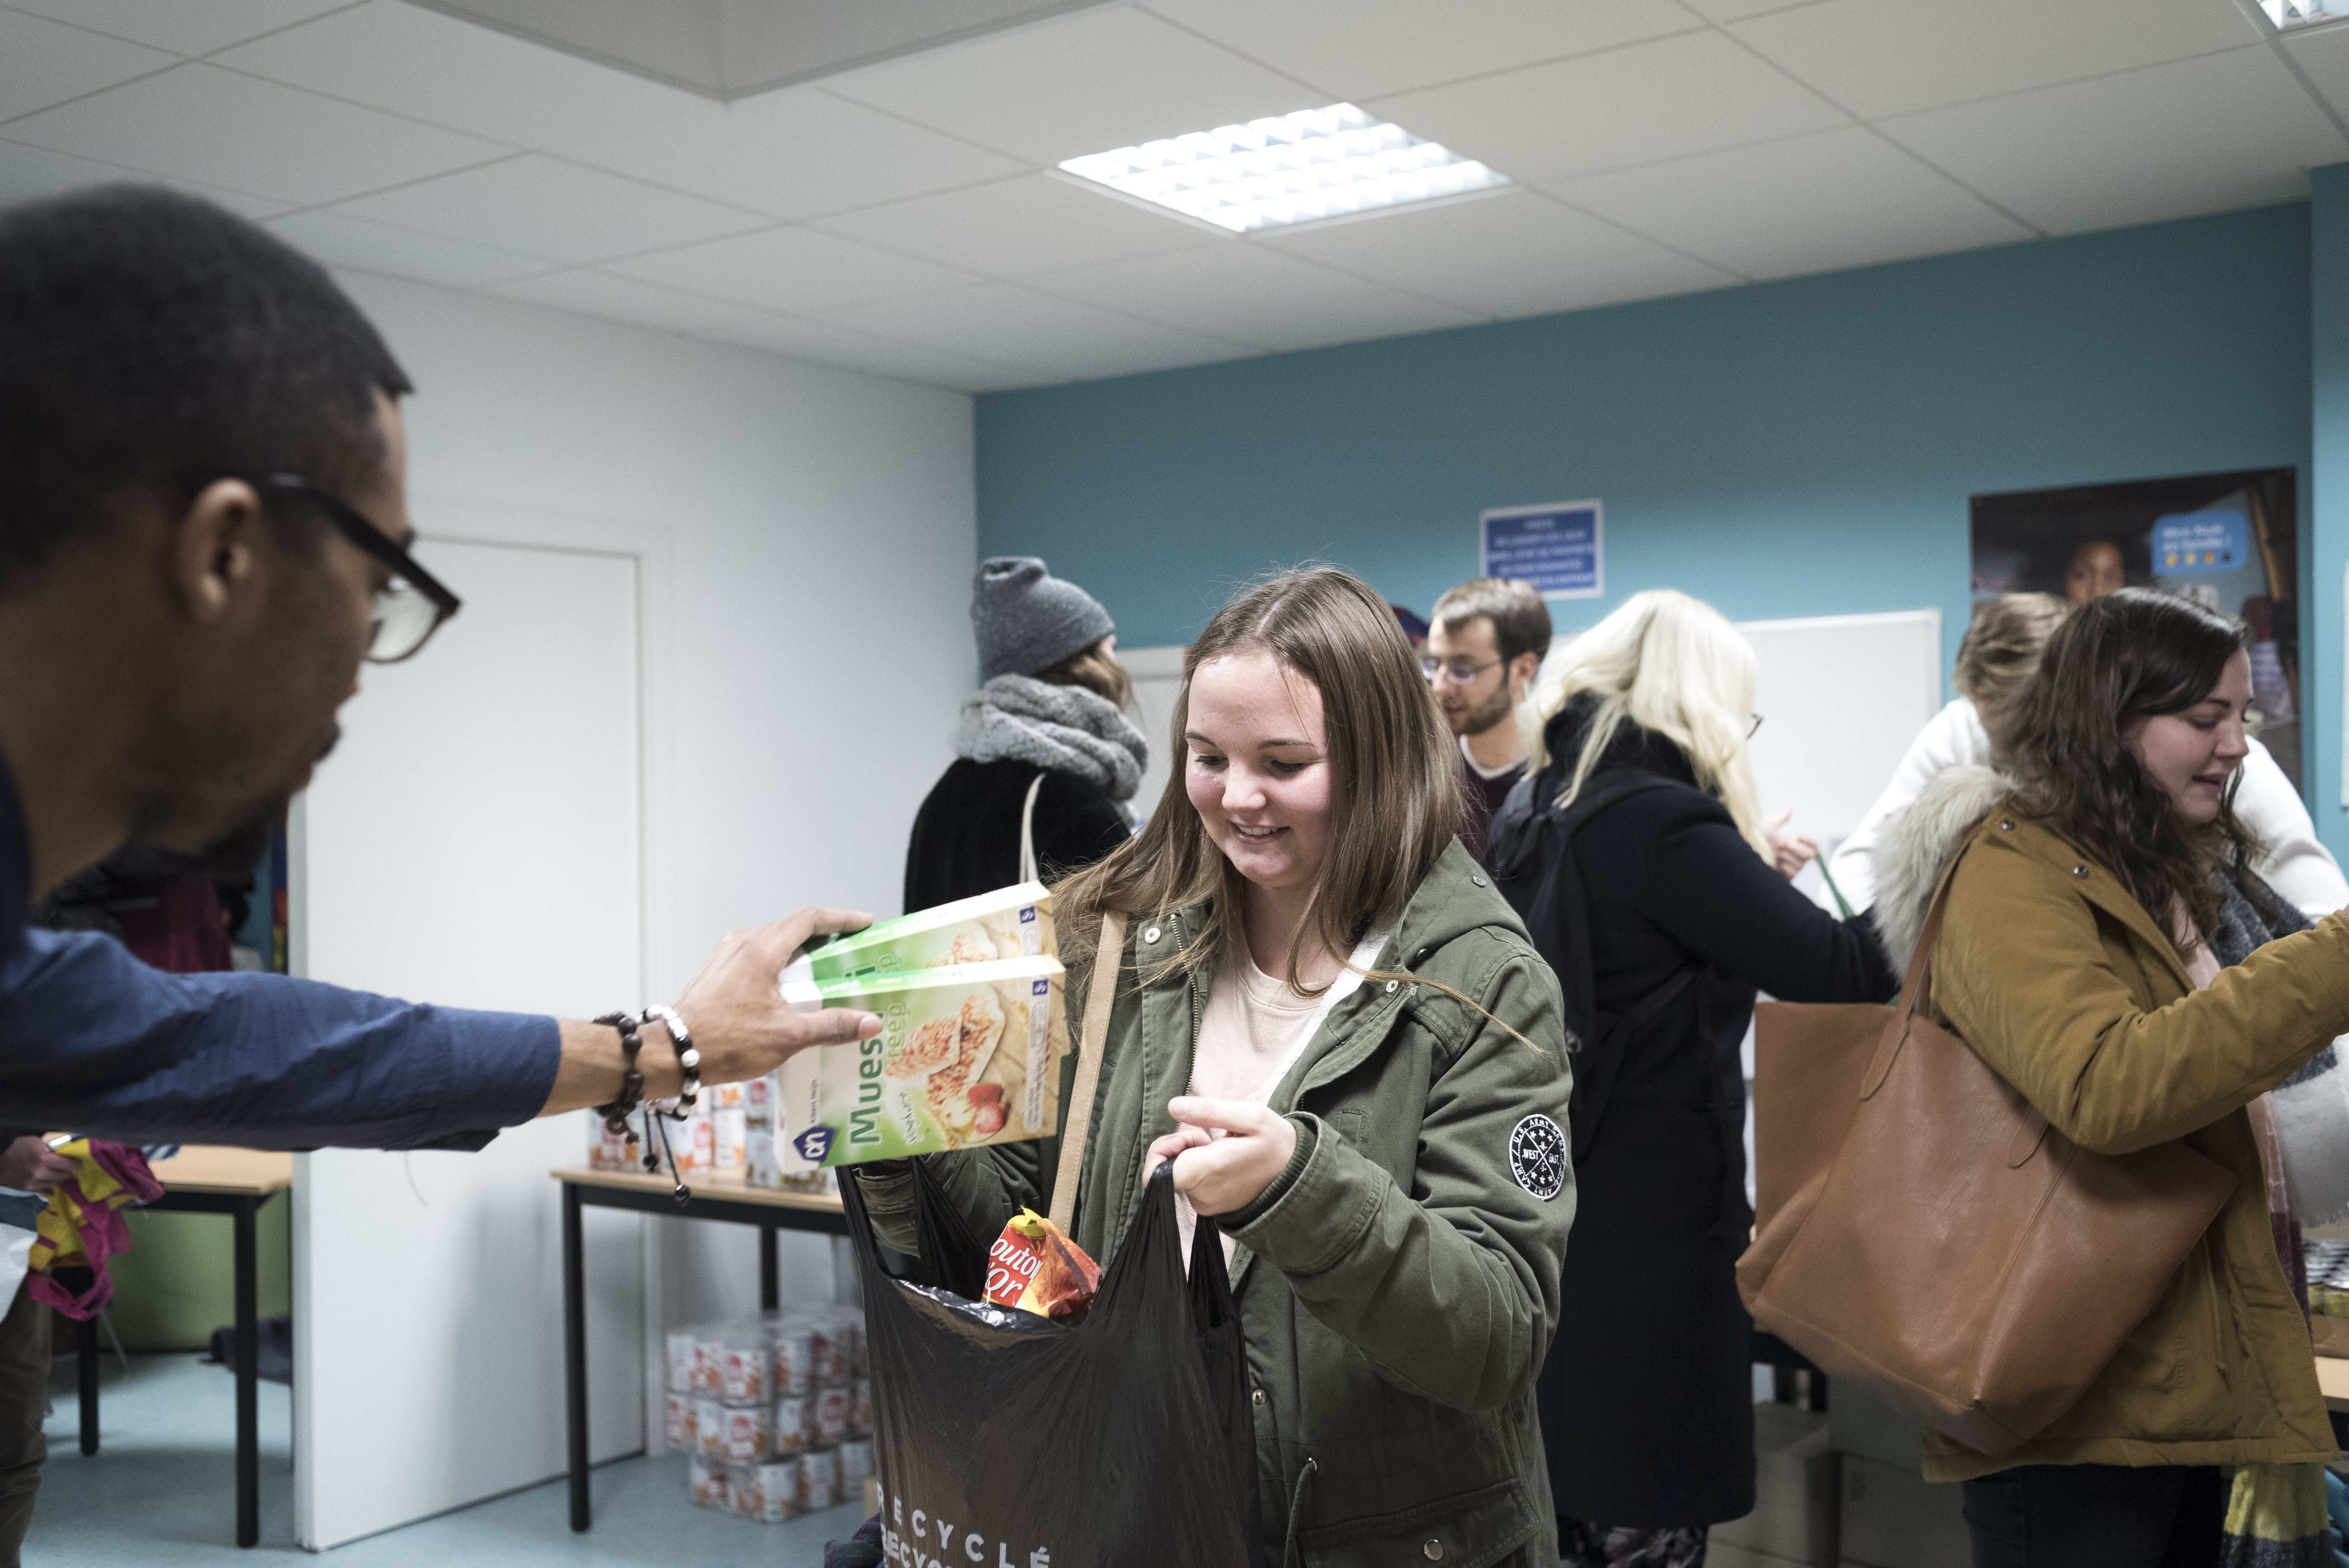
292, 536, 645, 1549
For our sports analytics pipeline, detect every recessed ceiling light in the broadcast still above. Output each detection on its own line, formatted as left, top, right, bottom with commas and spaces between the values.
2258, 0, 2349, 27
1057, 103, 1508, 235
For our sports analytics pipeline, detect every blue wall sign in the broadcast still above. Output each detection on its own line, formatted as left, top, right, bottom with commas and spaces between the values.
1482, 500, 1602, 599
2151, 510, 2249, 574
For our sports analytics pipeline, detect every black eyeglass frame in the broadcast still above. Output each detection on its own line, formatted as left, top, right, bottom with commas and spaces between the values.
236, 472, 462, 663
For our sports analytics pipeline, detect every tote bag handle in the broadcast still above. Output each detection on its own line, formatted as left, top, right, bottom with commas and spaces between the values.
1019, 772, 1046, 886
1051, 910, 1126, 1233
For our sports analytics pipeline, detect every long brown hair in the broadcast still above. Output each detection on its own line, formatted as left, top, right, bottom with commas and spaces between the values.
1035, 636, 1133, 711
1054, 568, 1460, 994
2004, 588, 2255, 943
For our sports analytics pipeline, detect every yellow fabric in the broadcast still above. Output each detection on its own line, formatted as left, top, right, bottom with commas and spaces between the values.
24, 1140, 140, 1274
2222, 1462, 2331, 1550
1920, 805, 2349, 1481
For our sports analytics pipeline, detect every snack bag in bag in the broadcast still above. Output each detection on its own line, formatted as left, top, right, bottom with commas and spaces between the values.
839, 1164, 1265, 1567
983, 1208, 1100, 1324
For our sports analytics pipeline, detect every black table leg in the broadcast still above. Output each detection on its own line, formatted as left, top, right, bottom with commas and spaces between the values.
75, 1316, 97, 1456
760, 1224, 779, 1313
563, 1180, 588, 1532
233, 1197, 257, 1548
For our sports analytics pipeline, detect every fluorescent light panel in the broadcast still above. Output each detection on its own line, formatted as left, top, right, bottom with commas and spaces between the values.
2260, 0, 2349, 26
1058, 103, 1508, 234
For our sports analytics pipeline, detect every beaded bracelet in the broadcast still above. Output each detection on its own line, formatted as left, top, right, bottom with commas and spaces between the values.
640, 1003, 699, 1110
590, 1011, 645, 1136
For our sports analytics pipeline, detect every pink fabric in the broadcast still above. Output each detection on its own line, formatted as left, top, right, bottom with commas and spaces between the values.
25, 1142, 161, 1320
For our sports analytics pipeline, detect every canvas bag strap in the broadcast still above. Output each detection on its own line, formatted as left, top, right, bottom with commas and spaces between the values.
1019, 771, 1046, 885
1050, 909, 1126, 1233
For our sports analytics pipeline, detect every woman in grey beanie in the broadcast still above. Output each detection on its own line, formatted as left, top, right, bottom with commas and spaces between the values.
903, 558, 1146, 910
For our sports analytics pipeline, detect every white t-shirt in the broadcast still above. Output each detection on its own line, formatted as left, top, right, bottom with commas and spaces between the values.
1175, 926, 1389, 1270
1825, 697, 2348, 919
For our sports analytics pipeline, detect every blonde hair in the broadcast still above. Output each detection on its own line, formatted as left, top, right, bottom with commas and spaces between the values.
1054, 568, 1460, 995
1528, 589, 1771, 859
1953, 593, 2069, 751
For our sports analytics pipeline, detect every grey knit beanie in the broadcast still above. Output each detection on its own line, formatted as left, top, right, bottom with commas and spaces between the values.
971, 556, 1114, 680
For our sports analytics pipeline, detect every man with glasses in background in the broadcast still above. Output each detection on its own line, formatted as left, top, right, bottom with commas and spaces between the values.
0, 186, 884, 1558
1424, 578, 1552, 864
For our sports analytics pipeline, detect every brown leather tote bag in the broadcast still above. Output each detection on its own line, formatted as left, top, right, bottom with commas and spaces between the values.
1736, 826, 2237, 1457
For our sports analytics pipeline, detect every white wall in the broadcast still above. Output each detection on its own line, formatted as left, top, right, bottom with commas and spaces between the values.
313, 274, 975, 1481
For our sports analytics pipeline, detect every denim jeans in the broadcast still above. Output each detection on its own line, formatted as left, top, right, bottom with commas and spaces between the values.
1959, 1463, 2224, 1568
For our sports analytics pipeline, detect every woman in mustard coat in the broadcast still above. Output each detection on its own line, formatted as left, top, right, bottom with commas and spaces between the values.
1871, 589, 2347, 1567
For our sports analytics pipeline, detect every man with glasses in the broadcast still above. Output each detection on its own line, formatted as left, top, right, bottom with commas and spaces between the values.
1424, 579, 1552, 863
0, 182, 887, 1144
0, 182, 898, 1561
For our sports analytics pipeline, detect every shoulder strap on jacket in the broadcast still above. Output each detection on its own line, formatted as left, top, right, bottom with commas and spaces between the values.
1050, 910, 1125, 1234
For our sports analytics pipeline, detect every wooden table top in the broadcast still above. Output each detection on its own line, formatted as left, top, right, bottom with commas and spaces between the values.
147, 1145, 293, 1197
552, 1165, 847, 1216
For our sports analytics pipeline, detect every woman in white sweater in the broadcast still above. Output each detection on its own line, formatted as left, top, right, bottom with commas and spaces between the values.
1828, 593, 2345, 919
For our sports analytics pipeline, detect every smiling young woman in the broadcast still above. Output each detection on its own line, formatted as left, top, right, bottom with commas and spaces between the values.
856, 567, 1575, 1568
1868, 588, 2349, 1568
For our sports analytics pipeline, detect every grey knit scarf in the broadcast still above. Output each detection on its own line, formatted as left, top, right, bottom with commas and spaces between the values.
953, 675, 1148, 803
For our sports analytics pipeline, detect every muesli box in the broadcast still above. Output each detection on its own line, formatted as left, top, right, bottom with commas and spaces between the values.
776, 955, 1067, 1169
781, 883, 1054, 989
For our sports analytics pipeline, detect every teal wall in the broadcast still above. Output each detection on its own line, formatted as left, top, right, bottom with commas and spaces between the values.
2312, 167, 2349, 868
976, 199, 2326, 842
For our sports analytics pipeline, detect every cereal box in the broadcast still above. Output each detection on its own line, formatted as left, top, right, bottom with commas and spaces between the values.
776, 956, 1068, 1169
781, 883, 1054, 988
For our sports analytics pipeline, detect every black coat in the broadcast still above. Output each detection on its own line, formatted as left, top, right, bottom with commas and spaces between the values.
902, 757, 1132, 912
1532, 704, 1895, 1527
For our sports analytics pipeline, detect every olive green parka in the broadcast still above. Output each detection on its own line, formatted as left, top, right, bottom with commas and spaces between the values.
858, 841, 1575, 1568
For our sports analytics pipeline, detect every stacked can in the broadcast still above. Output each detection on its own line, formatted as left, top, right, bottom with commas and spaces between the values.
585, 1106, 643, 1171
671, 1303, 873, 1521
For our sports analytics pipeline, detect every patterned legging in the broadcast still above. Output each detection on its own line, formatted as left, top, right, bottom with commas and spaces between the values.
1559, 1519, 1708, 1568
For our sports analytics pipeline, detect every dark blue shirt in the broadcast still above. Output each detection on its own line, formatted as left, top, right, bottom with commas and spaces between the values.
0, 758, 556, 1149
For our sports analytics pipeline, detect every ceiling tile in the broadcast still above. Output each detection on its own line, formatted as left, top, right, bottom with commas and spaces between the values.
0, 9, 178, 121
2279, 25, 2349, 125
826, 6, 1317, 166
331, 153, 768, 264
603, 225, 978, 313
1030, 239, 1486, 351
1141, 0, 1698, 100
1262, 185, 1741, 314
0, 135, 286, 217
1550, 125, 2034, 278
1369, 29, 1846, 185
0, 61, 507, 204
1679, 0, 1823, 19
815, 282, 1258, 380
1731, 0, 2265, 121
1883, 46, 2349, 235
551, 86, 1024, 221
690, 314, 1051, 392
816, 173, 1216, 278
211, 0, 707, 149
488, 267, 773, 335
4, 0, 355, 57
264, 207, 546, 286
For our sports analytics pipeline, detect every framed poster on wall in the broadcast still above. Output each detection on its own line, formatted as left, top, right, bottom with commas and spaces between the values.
1971, 468, 2301, 795
1481, 499, 1602, 599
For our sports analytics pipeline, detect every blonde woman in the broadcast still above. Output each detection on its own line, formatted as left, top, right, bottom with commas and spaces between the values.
1510, 590, 1894, 1568
859, 568, 1574, 1568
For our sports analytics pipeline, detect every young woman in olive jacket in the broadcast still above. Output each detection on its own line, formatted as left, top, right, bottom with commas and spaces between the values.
1880, 590, 2349, 1567
1518, 591, 1895, 1568
859, 569, 1574, 1568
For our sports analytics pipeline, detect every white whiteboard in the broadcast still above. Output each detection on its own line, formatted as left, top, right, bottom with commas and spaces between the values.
1736, 608, 1946, 860
1123, 643, 1187, 821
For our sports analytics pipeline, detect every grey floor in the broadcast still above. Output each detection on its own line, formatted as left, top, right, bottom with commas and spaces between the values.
23, 1353, 866, 1564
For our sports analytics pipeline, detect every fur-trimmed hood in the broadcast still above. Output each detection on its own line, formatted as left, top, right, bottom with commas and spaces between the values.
1866, 763, 2015, 975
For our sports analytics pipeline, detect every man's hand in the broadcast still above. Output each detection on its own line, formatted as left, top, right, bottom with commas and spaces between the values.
1143, 1097, 1297, 1217
0, 1136, 73, 1194
1764, 807, 1818, 882
540, 908, 885, 1118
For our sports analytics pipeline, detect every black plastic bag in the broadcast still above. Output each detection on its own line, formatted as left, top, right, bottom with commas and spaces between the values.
840, 1163, 1265, 1567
